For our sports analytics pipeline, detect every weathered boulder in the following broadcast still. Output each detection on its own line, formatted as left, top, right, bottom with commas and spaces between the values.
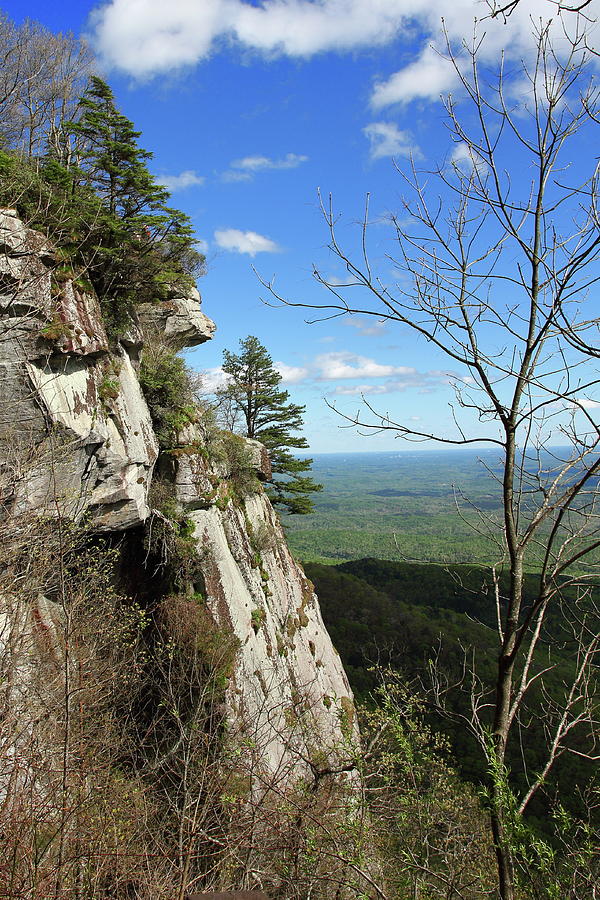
243, 438, 272, 481
137, 288, 216, 348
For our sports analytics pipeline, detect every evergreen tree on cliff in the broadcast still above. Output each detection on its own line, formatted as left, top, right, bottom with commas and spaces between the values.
71, 76, 202, 310
218, 336, 322, 514
73, 76, 168, 218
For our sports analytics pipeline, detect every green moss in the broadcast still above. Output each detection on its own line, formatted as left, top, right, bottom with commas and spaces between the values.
215, 493, 232, 511
98, 376, 120, 403
338, 696, 355, 737
144, 480, 203, 592
219, 432, 260, 503
285, 615, 299, 640
165, 442, 207, 458
39, 315, 73, 342
251, 607, 267, 634
276, 632, 288, 657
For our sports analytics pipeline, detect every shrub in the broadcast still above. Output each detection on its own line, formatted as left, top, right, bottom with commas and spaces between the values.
139, 338, 197, 449
219, 432, 260, 502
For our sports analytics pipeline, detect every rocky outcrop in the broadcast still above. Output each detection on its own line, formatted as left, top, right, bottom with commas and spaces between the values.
1, 209, 356, 807
0, 209, 214, 531
163, 431, 354, 778
192, 491, 354, 779
137, 289, 216, 348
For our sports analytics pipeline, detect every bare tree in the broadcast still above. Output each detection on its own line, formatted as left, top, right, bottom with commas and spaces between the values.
264, 24, 600, 900
0, 14, 93, 159
488, 0, 596, 22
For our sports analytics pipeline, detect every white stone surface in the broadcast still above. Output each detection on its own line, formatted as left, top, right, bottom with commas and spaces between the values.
191, 491, 356, 780
0, 212, 158, 530
24, 348, 158, 529
137, 289, 216, 348
1, 210, 358, 805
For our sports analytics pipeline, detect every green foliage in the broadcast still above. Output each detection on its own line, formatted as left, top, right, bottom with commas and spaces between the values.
39, 314, 73, 342
285, 449, 600, 568
218, 335, 322, 514
145, 479, 203, 592
98, 375, 120, 404
218, 431, 261, 502
307, 558, 600, 848
482, 738, 599, 899
251, 606, 266, 633
360, 676, 496, 900
248, 518, 276, 555
139, 340, 197, 449
69, 77, 204, 312
0, 77, 204, 342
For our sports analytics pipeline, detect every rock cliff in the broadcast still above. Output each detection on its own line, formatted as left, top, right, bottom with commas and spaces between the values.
0, 208, 356, 817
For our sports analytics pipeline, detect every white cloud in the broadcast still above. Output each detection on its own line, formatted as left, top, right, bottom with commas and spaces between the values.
221, 170, 253, 183
333, 383, 387, 395
576, 398, 600, 409
312, 351, 468, 394
156, 169, 205, 191
275, 362, 310, 384
223, 152, 308, 182
449, 141, 487, 175
363, 122, 420, 160
90, 0, 599, 88
200, 366, 229, 393
332, 376, 431, 395
315, 351, 417, 380
371, 44, 459, 108
214, 228, 281, 256
232, 152, 308, 172
344, 316, 387, 336
91, 0, 413, 77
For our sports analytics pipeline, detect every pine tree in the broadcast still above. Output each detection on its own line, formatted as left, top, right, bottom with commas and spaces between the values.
72, 75, 168, 218
70, 77, 203, 317
218, 336, 322, 514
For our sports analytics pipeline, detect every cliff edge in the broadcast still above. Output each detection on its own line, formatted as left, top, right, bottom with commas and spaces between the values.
0, 209, 364, 898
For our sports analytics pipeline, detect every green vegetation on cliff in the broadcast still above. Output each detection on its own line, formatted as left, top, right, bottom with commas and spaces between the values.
0, 73, 203, 339
217, 335, 323, 514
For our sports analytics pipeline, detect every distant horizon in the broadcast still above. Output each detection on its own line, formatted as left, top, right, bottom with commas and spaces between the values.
305, 443, 573, 457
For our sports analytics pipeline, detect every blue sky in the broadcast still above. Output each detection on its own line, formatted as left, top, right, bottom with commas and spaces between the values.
4, 0, 600, 451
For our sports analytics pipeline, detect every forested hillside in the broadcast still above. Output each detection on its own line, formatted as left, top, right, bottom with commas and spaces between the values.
307, 559, 599, 831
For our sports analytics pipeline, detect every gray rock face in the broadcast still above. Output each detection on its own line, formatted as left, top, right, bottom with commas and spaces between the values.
0, 211, 164, 530
191, 491, 356, 780
243, 438, 272, 481
1, 209, 356, 797
165, 421, 356, 779
137, 289, 216, 348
